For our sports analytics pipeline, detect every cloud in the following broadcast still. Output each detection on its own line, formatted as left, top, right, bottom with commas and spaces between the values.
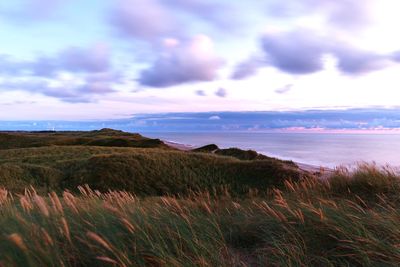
0, 72, 116, 103
30, 56, 59, 76
110, 0, 179, 41
109, 0, 374, 44
195, 90, 206, 96
231, 57, 263, 80
110, 0, 243, 42
32, 44, 111, 76
139, 35, 224, 87
215, 88, 227, 97
209, 115, 221, 120
265, 0, 373, 29
0, 44, 111, 78
59, 44, 111, 73
110, 1, 387, 83
1, 100, 37, 106
389, 51, 400, 64
78, 72, 117, 94
165, 0, 242, 31
310, 0, 372, 29
0, 43, 116, 102
0, 0, 65, 22
120, 109, 400, 132
260, 29, 394, 75
0, 79, 87, 103
28, 0, 64, 18
0, 55, 27, 75
333, 46, 390, 74
261, 29, 329, 74
275, 84, 293, 94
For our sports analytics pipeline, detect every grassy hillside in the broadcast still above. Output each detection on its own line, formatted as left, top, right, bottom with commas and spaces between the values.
0, 130, 306, 195
193, 144, 296, 163
0, 165, 399, 266
0, 128, 169, 150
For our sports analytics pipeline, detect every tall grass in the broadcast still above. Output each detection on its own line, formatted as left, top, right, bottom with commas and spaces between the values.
0, 186, 231, 266
0, 165, 400, 266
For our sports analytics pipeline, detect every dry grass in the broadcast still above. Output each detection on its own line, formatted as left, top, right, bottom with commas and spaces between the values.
0, 165, 399, 266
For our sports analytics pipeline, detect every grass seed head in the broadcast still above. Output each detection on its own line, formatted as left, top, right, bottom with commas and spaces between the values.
86, 231, 113, 252
33, 195, 49, 217
8, 233, 27, 251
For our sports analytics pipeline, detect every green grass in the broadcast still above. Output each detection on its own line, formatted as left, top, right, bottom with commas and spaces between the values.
0, 165, 399, 266
0, 130, 306, 195
0, 128, 169, 150
0, 145, 305, 195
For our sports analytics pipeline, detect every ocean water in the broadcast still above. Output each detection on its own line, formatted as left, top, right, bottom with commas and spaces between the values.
145, 132, 400, 168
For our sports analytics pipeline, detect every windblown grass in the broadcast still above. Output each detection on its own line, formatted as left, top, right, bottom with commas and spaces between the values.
0, 165, 400, 266
0, 146, 305, 195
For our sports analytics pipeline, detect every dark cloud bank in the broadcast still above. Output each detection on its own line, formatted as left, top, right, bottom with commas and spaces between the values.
2, 109, 400, 132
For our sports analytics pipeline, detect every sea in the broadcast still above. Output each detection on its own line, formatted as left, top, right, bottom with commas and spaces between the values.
145, 132, 400, 168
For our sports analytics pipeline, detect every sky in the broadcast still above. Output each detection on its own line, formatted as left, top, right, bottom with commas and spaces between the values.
1, 0, 400, 121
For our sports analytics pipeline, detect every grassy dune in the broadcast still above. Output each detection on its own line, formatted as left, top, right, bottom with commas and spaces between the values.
0, 130, 305, 195
0, 128, 169, 150
0, 165, 399, 266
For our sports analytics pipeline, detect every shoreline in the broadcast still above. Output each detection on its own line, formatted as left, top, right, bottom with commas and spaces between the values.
164, 139, 334, 179
164, 140, 195, 151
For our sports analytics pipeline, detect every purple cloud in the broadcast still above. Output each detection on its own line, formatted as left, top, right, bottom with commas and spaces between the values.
139, 35, 224, 87
165, 0, 242, 31
333, 47, 390, 74
215, 88, 227, 97
260, 29, 394, 75
110, 0, 179, 41
0, 44, 111, 78
261, 30, 329, 74
231, 57, 264, 80
0, 72, 116, 103
28, 0, 64, 19
0, 44, 117, 103
0, 79, 86, 102
313, 0, 372, 29
0, 0, 65, 22
195, 90, 206, 96
110, 0, 244, 42
265, 0, 373, 29
31, 56, 59, 76
0, 40, 122, 103
0, 55, 27, 75
60, 44, 111, 73
33, 44, 111, 76
275, 84, 293, 94
389, 51, 400, 64
80, 72, 118, 94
